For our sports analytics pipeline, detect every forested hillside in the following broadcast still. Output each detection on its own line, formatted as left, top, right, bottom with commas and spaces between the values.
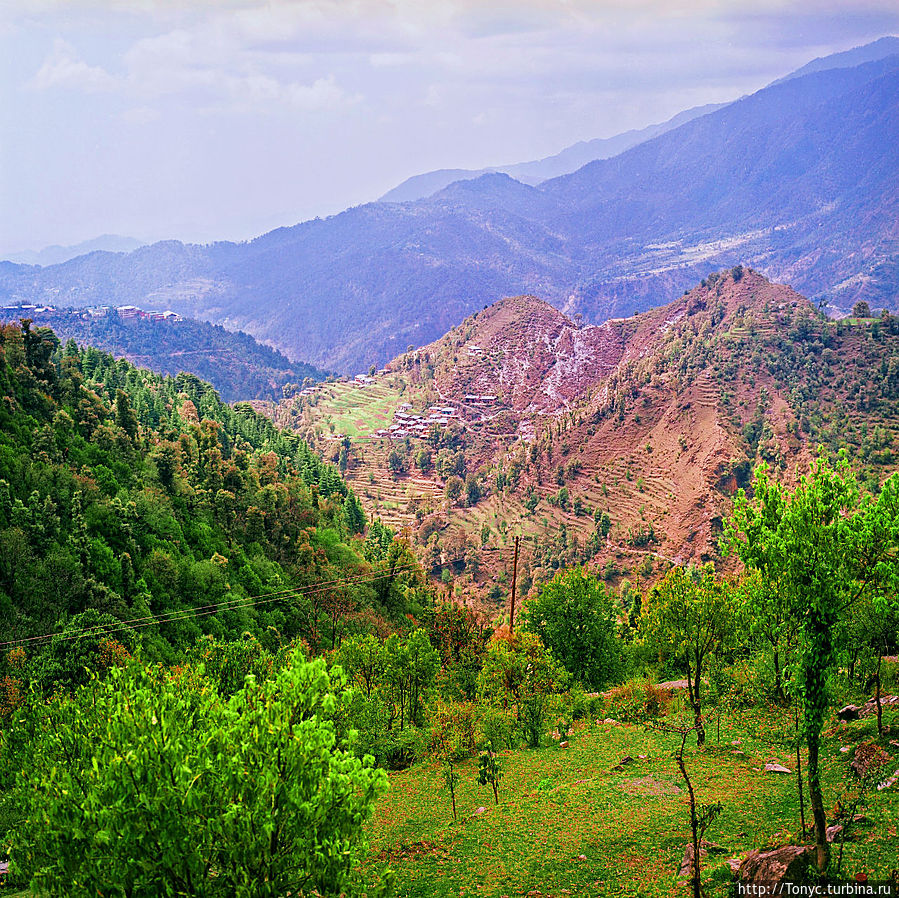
282, 270, 899, 610
0, 320, 424, 695
0, 308, 328, 401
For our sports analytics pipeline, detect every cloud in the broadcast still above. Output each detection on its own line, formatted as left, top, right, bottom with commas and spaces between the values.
29, 38, 118, 92
121, 105, 160, 125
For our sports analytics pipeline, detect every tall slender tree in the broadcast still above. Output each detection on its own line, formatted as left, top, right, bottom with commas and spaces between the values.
726, 455, 899, 871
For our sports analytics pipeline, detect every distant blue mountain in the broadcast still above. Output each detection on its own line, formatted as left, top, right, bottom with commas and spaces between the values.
771, 35, 899, 85
1, 41, 896, 374
5, 234, 145, 267
378, 102, 726, 203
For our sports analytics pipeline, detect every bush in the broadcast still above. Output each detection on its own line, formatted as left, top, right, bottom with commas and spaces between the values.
3, 655, 386, 897
429, 700, 478, 760
603, 679, 673, 722
478, 705, 515, 750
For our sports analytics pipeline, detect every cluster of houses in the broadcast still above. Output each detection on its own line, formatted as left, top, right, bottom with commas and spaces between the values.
111, 305, 183, 322
462, 394, 498, 405
373, 403, 458, 440
0, 303, 184, 323
1, 302, 57, 317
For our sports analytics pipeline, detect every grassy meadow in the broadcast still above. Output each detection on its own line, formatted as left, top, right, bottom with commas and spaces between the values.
364, 700, 899, 898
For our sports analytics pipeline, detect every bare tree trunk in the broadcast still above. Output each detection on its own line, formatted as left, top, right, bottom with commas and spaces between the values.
807, 734, 829, 872
676, 731, 702, 898
686, 660, 706, 746
794, 702, 806, 837
875, 651, 883, 739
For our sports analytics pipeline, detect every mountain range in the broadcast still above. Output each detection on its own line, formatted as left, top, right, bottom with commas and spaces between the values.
0, 40, 896, 375
0, 306, 328, 401
377, 102, 727, 202
4, 235, 145, 267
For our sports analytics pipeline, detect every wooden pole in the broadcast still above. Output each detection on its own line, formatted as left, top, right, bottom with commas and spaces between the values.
509, 535, 520, 630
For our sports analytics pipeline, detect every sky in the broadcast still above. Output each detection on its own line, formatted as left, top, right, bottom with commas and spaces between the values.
1, 1, 898, 257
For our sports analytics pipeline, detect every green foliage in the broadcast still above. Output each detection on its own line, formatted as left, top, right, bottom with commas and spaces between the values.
640, 565, 736, 744
478, 632, 569, 748
0, 322, 422, 685
3, 654, 385, 897
521, 566, 623, 690
726, 454, 899, 869
477, 743, 503, 804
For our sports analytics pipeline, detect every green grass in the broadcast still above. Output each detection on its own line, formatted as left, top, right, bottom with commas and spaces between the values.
364, 710, 899, 897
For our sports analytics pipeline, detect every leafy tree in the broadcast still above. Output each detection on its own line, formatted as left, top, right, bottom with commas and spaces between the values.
464, 474, 481, 506
726, 456, 899, 871
415, 447, 433, 473
4, 654, 386, 897
520, 566, 622, 690
387, 448, 406, 477
640, 565, 735, 746
736, 570, 796, 701
852, 300, 871, 318
477, 632, 568, 748
336, 634, 386, 697
477, 743, 503, 804
445, 475, 463, 504
427, 601, 489, 700
383, 629, 439, 730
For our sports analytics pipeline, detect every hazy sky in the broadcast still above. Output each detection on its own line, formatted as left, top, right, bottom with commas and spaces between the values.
2, 1, 898, 256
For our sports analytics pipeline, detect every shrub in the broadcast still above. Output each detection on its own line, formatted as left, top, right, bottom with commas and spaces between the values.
429, 700, 478, 760
4, 655, 386, 897
478, 705, 515, 750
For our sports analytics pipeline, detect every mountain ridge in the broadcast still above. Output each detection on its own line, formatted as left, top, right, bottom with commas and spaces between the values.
0, 47, 896, 374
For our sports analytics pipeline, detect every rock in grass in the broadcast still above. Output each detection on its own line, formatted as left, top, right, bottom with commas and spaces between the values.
764, 763, 791, 774
678, 843, 707, 879
678, 841, 728, 880
838, 704, 860, 721
826, 824, 843, 843
738, 846, 812, 887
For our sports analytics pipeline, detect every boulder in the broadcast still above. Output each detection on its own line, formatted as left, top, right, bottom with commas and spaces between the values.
837, 704, 860, 721
826, 824, 843, 843
678, 843, 707, 880
764, 763, 792, 774
738, 846, 812, 887
678, 840, 729, 879
858, 695, 899, 718
559, 741, 570, 749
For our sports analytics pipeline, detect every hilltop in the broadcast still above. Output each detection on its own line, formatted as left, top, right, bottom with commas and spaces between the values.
0, 305, 329, 402
0, 47, 896, 373
273, 269, 899, 608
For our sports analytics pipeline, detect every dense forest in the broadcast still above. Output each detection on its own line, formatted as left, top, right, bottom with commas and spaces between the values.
0, 319, 425, 687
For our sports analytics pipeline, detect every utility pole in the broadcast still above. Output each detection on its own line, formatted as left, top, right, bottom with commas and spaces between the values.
509, 535, 520, 630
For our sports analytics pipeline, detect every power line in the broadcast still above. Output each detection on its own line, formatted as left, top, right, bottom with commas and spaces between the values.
0, 562, 422, 650
3, 566, 410, 648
